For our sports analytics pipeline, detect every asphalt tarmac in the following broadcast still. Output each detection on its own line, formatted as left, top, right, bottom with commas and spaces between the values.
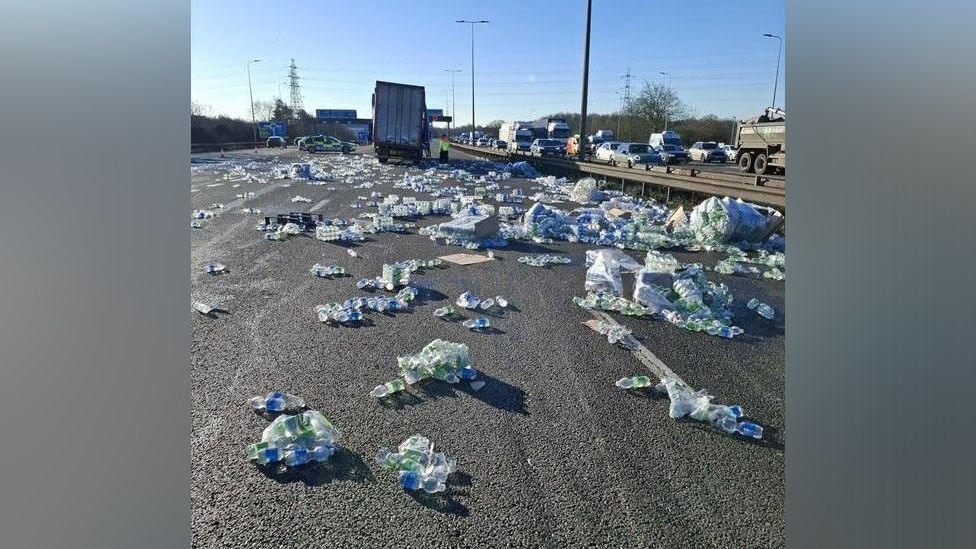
190, 144, 784, 547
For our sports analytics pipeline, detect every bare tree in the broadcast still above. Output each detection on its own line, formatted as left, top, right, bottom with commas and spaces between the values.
252, 100, 274, 122
626, 83, 688, 136
191, 102, 211, 116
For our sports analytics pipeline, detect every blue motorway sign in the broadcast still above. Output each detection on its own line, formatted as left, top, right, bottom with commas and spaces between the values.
315, 109, 357, 119
258, 121, 287, 139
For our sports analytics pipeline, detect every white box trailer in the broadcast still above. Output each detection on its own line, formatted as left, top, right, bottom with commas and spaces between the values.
372, 81, 428, 163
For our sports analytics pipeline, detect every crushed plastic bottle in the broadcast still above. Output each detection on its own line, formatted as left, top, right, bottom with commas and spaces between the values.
747, 298, 775, 319
245, 410, 341, 466
191, 220, 204, 229
249, 391, 306, 413
615, 375, 654, 389
370, 379, 407, 398
192, 300, 224, 315
375, 435, 457, 494
347, 249, 358, 258
479, 298, 495, 310
310, 263, 345, 278
495, 296, 508, 308
456, 292, 481, 309
204, 261, 227, 275
372, 339, 476, 397
434, 305, 458, 317
656, 378, 762, 439
291, 195, 312, 203
462, 316, 490, 330
594, 320, 637, 348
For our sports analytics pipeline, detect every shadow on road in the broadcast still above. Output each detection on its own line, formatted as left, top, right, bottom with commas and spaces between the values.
407, 480, 471, 517
255, 448, 375, 486
378, 371, 528, 416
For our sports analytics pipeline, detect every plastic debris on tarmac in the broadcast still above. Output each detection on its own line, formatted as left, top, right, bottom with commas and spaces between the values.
245, 410, 342, 467
376, 435, 457, 493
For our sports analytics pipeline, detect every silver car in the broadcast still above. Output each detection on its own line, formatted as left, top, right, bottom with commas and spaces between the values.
610, 143, 663, 168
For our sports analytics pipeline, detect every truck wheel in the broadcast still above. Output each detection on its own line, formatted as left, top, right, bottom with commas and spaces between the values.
738, 152, 754, 173
754, 154, 769, 175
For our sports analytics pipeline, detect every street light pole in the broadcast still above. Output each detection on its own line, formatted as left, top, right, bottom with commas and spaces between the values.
763, 33, 783, 110
578, 0, 592, 161
659, 71, 672, 132
445, 69, 461, 138
456, 20, 489, 145
246, 59, 261, 146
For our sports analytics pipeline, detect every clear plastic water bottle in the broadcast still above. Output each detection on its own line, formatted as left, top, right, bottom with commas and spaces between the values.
249, 391, 305, 412
479, 298, 494, 310
462, 316, 490, 330
495, 296, 508, 308
456, 292, 481, 309
615, 375, 653, 389
756, 303, 775, 319
370, 379, 406, 398
347, 249, 358, 258
434, 305, 456, 317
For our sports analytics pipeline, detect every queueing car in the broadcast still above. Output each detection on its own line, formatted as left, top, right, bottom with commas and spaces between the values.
593, 141, 623, 163
530, 138, 565, 156
494, 139, 508, 150
609, 143, 664, 168
655, 143, 690, 164
689, 141, 727, 163
266, 136, 285, 148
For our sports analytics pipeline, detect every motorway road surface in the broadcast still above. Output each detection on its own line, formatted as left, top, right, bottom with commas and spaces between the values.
191, 145, 784, 547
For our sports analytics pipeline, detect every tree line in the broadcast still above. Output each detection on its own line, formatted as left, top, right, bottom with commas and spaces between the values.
451, 82, 749, 146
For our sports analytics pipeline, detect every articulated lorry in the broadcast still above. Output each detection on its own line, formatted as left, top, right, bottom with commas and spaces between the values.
500, 121, 535, 152
733, 108, 785, 175
527, 117, 571, 140
372, 81, 429, 163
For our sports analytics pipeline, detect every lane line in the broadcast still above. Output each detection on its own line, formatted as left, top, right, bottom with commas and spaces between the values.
585, 309, 685, 385
309, 198, 331, 212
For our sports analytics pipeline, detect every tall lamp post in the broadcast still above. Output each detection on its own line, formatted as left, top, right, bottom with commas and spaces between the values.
445, 69, 461, 138
762, 33, 783, 110
246, 59, 261, 146
455, 20, 489, 144
659, 71, 672, 132
578, 0, 592, 161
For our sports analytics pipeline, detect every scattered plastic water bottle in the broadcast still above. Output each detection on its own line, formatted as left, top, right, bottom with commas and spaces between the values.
747, 297, 775, 319
204, 262, 227, 275
375, 435, 457, 494
191, 220, 203, 229
479, 298, 495, 310
657, 378, 763, 439
347, 249, 358, 258
495, 296, 508, 308
615, 375, 654, 389
462, 316, 491, 330
370, 379, 406, 398
192, 300, 218, 315
487, 250, 495, 260
245, 410, 341, 467
310, 263, 345, 278
434, 305, 457, 317
249, 391, 305, 413
456, 292, 481, 309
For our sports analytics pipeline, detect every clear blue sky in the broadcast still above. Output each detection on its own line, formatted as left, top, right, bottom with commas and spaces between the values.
192, 0, 784, 123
